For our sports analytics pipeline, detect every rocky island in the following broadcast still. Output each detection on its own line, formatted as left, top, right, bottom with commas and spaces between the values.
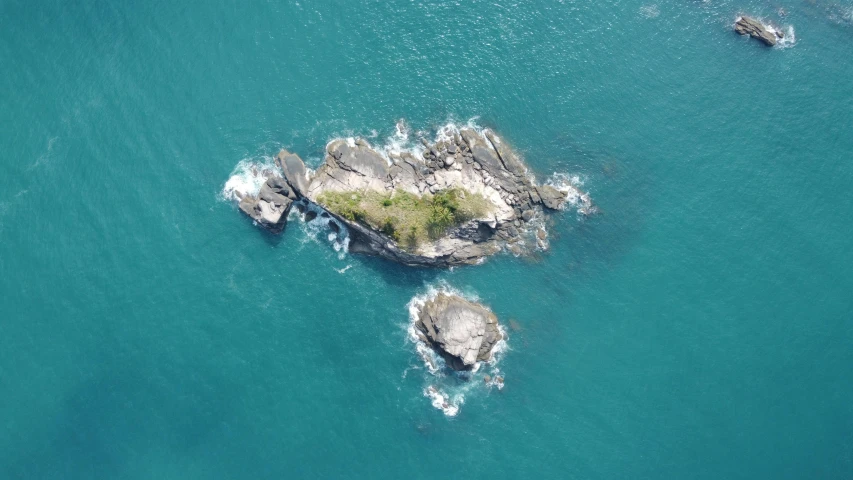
234, 124, 594, 267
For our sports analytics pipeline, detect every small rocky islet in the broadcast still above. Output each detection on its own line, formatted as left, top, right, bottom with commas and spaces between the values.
234, 124, 594, 267
413, 292, 503, 372
734, 15, 785, 46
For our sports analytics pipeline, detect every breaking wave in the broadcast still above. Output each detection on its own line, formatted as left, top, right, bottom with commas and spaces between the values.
776, 25, 796, 48
736, 16, 796, 49
405, 282, 508, 417
546, 172, 596, 215
293, 201, 350, 259
325, 117, 494, 166
221, 156, 276, 201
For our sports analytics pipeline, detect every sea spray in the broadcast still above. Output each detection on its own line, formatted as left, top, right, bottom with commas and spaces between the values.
221, 156, 277, 201
325, 117, 493, 167
293, 201, 350, 260
546, 172, 596, 215
777, 25, 796, 48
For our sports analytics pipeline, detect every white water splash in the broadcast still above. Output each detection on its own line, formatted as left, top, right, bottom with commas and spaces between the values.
736, 16, 796, 49
221, 157, 277, 201
424, 386, 462, 417
546, 172, 596, 215
776, 25, 796, 49
326, 117, 495, 167
375, 119, 426, 163
293, 202, 351, 259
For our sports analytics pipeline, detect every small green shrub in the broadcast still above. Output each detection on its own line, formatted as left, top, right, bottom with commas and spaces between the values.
380, 216, 399, 240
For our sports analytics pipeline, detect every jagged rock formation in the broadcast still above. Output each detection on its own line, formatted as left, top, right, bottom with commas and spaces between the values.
235, 125, 594, 267
237, 176, 295, 233
414, 293, 502, 371
735, 16, 784, 46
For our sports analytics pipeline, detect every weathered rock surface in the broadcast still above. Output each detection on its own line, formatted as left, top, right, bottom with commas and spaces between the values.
276, 149, 310, 196
232, 125, 595, 267
537, 185, 567, 210
237, 176, 295, 233
735, 16, 783, 46
414, 293, 502, 371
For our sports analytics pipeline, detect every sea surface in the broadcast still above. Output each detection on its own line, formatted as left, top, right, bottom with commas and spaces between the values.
2, 0, 852, 478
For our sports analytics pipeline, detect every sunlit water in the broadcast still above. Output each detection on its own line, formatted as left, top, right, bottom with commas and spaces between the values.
1, 0, 852, 478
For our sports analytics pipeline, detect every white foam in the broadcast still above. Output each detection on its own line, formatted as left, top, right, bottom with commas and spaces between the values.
737, 16, 796, 49
434, 117, 489, 144
329, 117, 494, 167
376, 119, 426, 164
295, 202, 350, 259
221, 157, 276, 201
546, 172, 596, 215
424, 386, 462, 417
776, 25, 796, 49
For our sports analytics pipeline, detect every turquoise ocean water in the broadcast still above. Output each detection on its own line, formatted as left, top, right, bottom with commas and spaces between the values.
2, 0, 852, 478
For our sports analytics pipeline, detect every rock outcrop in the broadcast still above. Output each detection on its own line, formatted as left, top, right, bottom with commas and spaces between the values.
237, 176, 295, 233
275, 149, 310, 197
232, 124, 595, 266
735, 16, 784, 46
414, 293, 502, 371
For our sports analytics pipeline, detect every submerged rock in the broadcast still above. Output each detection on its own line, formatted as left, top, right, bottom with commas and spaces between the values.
735, 16, 784, 46
414, 293, 502, 371
237, 176, 294, 233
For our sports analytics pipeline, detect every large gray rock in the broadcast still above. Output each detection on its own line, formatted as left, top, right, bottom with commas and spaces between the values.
735, 16, 783, 46
238, 176, 294, 233
307, 139, 390, 197
536, 185, 567, 210
415, 293, 503, 371
275, 149, 309, 197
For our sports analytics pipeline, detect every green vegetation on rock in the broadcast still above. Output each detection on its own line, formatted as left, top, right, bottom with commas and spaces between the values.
317, 188, 491, 249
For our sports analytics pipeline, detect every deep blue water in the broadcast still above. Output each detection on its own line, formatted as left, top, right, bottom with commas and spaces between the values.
2, 0, 852, 478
